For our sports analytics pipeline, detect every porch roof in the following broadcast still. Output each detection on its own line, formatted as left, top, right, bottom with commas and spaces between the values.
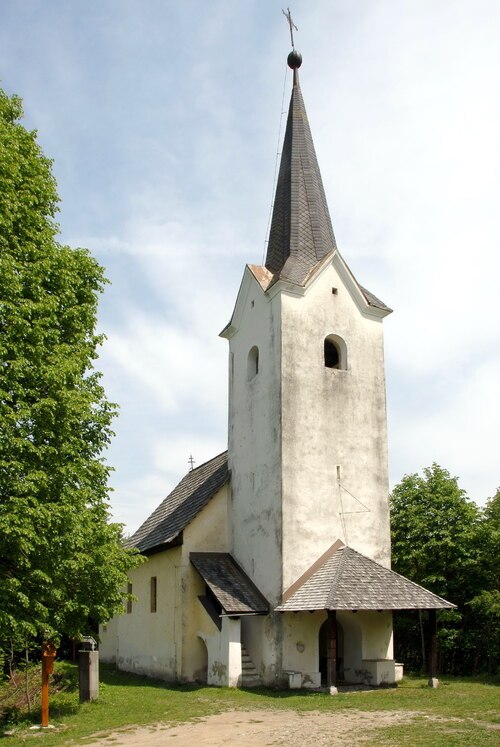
275, 541, 455, 612
190, 552, 270, 615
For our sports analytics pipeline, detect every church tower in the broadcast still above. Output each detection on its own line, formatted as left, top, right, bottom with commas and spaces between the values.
222, 50, 392, 599
102, 44, 455, 692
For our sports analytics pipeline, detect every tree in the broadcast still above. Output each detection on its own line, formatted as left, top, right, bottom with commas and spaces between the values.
390, 464, 480, 602
0, 87, 139, 650
390, 464, 482, 673
468, 489, 500, 673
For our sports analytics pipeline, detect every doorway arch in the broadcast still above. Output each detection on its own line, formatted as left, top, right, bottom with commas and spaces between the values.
319, 617, 344, 684
195, 636, 209, 684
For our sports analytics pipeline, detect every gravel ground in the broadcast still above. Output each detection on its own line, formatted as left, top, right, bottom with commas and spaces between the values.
83, 708, 421, 746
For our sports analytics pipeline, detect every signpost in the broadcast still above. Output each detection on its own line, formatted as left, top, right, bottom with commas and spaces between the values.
41, 643, 57, 727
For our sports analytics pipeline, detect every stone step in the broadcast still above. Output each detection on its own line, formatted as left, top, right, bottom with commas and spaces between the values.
241, 675, 261, 688
240, 646, 262, 688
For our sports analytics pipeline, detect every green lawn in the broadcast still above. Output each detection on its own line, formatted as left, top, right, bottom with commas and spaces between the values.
1, 664, 498, 746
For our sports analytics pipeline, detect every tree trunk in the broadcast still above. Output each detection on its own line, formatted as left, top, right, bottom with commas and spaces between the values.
419, 610, 426, 672
8, 640, 15, 683
25, 644, 31, 711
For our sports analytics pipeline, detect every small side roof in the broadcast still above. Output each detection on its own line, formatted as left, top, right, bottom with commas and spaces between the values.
126, 451, 228, 554
276, 541, 455, 612
191, 552, 269, 615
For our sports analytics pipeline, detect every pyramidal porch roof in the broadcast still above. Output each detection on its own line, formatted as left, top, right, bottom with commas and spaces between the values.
275, 541, 455, 612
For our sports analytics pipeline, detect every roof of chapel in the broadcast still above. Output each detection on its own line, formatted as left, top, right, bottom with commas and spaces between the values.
126, 451, 228, 554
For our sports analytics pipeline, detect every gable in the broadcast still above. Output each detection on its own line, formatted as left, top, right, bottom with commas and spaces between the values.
127, 451, 228, 554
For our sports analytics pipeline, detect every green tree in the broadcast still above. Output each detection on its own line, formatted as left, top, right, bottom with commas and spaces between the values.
0, 87, 139, 649
390, 464, 481, 673
468, 490, 500, 673
390, 464, 480, 602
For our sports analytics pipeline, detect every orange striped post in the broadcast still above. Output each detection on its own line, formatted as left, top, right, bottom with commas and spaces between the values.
41, 643, 56, 727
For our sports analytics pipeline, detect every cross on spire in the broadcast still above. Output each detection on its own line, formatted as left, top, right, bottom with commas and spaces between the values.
282, 7, 298, 49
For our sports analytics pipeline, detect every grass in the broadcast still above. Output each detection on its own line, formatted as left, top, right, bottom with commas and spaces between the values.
1, 664, 498, 746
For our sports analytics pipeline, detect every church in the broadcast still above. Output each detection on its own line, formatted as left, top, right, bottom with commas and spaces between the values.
100, 48, 453, 689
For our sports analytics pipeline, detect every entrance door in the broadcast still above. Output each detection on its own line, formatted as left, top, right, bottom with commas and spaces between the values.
319, 617, 344, 684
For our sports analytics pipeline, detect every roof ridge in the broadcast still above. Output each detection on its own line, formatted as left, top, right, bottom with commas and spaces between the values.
126, 451, 229, 554
188, 449, 228, 474
281, 539, 344, 604
325, 545, 349, 608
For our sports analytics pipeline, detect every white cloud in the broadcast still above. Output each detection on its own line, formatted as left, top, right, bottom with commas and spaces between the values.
389, 359, 500, 503
1, 0, 498, 529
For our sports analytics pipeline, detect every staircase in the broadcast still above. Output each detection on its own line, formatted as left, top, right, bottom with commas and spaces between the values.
240, 645, 262, 688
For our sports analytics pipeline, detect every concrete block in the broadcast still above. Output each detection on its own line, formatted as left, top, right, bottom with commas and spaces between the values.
79, 650, 99, 702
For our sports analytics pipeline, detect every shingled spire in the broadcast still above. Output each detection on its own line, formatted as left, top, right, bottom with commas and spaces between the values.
265, 51, 337, 285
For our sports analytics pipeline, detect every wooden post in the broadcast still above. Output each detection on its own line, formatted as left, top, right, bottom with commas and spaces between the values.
326, 610, 337, 687
428, 609, 438, 687
41, 643, 56, 727
41, 656, 49, 728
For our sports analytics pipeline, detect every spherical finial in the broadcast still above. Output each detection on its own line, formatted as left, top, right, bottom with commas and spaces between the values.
287, 50, 302, 70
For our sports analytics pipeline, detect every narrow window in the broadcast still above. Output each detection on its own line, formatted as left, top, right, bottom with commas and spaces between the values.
126, 582, 133, 614
324, 338, 340, 368
150, 576, 157, 613
247, 346, 259, 380
324, 335, 347, 370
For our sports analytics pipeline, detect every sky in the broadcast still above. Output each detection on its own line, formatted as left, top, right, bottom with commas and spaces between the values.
1, 0, 499, 533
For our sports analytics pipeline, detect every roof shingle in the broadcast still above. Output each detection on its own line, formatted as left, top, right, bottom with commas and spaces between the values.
263, 64, 390, 314
191, 552, 269, 615
276, 543, 455, 611
126, 451, 228, 554
265, 68, 336, 286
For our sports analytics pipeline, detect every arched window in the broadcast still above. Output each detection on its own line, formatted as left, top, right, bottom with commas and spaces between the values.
324, 335, 347, 370
247, 346, 259, 380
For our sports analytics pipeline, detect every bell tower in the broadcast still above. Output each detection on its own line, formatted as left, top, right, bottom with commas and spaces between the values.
221, 51, 392, 610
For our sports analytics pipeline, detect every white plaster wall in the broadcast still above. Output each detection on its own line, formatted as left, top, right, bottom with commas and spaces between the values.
225, 258, 392, 688
337, 610, 394, 684
225, 269, 285, 685
181, 485, 230, 681
360, 611, 394, 660
182, 484, 230, 554
111, 547, 182, 680
99, 615, 119, 663
337, 611, 364, 682
199, 617, 242, 687
282, 611, 325, 687
100, 485, 231, 684
227, 269, 283, 607
281, 260, 391, 590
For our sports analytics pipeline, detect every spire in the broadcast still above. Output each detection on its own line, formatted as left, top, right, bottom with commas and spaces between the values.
265, 51, 337, 285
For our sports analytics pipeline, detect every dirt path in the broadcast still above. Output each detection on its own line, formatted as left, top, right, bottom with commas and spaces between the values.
83, 708, 421, 746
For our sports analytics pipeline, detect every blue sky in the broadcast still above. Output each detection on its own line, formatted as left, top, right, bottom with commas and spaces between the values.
1, 0, 499, 532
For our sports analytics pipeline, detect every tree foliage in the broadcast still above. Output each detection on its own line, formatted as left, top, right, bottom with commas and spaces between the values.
0, 88, 139, 648
390, 466, 499, 674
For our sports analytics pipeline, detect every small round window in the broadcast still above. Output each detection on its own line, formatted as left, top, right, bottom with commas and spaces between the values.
247, 346, 259, 380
